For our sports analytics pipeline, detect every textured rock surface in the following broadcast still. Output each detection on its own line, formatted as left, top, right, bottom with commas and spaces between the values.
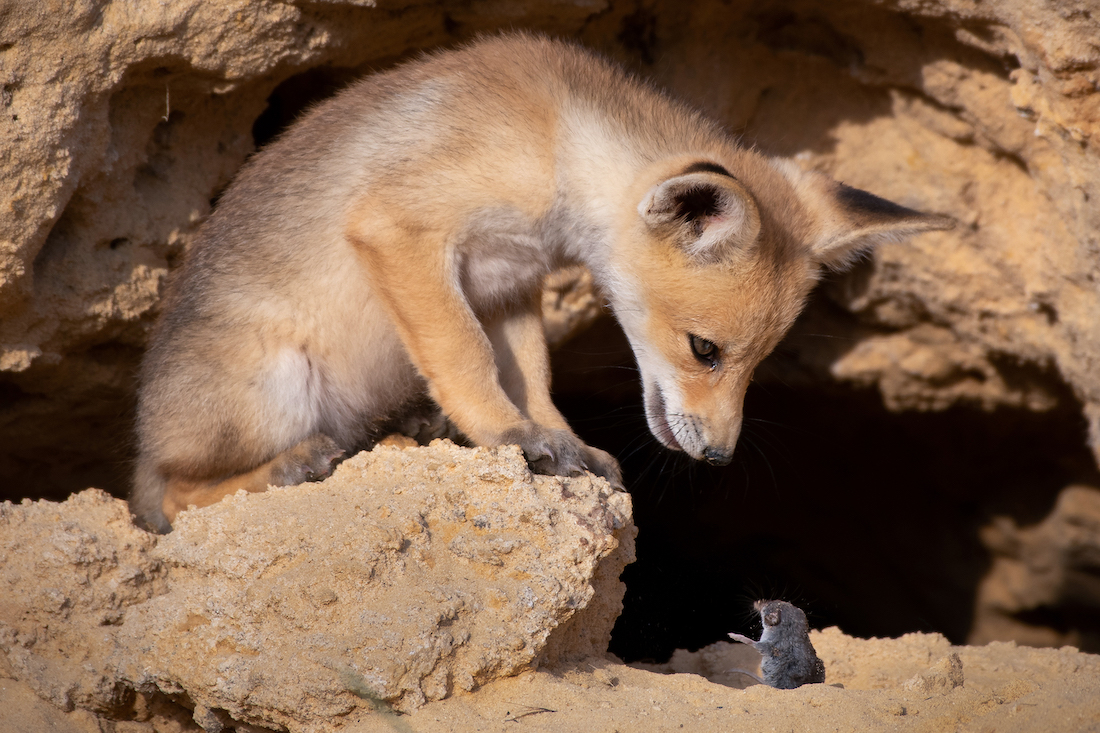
0, 491, 165, 719
0, 442, 634, 731
642, 0, 1100, 444
6, 633, 1099, 732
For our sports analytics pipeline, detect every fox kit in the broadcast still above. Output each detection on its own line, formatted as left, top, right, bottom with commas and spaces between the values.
131, 33, 951, 532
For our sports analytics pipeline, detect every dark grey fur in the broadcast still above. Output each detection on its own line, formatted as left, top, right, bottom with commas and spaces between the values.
728, 599, 826, 689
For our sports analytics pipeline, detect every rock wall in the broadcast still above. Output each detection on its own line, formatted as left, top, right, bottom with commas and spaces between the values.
1, 0, 1099, 656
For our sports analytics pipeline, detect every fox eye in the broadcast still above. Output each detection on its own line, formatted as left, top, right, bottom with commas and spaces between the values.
689, 334, 719, 368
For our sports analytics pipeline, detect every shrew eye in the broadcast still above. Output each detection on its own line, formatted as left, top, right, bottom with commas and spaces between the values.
689, 334, 719, 369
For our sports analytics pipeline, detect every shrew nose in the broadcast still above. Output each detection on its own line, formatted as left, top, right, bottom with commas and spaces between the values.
703, 447, 733, 466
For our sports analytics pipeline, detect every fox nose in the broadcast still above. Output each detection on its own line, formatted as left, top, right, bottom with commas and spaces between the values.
703, 447, 733, 466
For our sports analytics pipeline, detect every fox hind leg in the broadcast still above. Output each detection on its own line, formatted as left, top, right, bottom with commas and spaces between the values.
158, 433, 344, 527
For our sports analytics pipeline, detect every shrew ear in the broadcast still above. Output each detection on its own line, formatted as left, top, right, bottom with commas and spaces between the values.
638, 171, 761, 265
779, 162, 955, 270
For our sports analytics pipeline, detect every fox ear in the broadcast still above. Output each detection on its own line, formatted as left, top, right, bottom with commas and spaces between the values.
779, 163, 955, 270
813, 183, 956, 269
638, 171, 761, 264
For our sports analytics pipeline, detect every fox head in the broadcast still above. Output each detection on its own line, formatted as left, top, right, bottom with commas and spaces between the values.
609, 154, 953, 465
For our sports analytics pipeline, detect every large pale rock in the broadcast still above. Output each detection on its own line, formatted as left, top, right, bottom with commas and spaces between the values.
3, 462, 1100, 732
0, 489, 167, 716
0, 442, 634, 731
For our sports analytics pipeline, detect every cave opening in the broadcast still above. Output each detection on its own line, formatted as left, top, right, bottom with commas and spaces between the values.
251, 65, 365, 150
550, 311, 1100, 662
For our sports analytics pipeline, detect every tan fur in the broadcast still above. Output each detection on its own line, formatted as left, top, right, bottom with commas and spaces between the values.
131, 33, 952, 532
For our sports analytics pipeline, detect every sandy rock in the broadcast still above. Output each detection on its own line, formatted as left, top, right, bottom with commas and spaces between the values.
0, 489, 166, 715
649, 0, 1100, 459
805, 627, 948, 690
0, 677, 109, 733
901, 651, 964, 694
2, 462, 1100, 732
542, 630, 1094, 733
0, 442, 634, 732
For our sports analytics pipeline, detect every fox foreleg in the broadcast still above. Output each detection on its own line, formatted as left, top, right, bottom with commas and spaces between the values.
351, 222, 621, 488
484, 296, 623, 489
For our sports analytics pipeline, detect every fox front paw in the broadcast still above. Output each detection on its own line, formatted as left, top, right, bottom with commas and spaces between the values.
500, 423, 622, 489
579, 444, 624, 491
270, 434, 345, 486
500, 423, 586, 478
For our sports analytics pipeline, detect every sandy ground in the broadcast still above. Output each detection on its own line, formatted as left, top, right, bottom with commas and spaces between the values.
335, 628, 1100, 733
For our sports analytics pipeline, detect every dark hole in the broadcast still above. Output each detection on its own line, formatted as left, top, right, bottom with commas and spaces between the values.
252, 66, 361, 149
550, 314, 1100, 662
618, 7, 658, 66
